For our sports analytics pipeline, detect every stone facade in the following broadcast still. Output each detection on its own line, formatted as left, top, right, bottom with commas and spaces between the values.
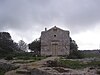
41, 26, 70, 56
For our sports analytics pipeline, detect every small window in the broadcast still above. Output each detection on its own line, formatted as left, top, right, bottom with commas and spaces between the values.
54, 35, 56, 37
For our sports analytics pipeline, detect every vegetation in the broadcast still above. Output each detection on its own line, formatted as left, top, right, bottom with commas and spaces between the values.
67, 38, 83, 59
28, 39, 41, 56
0, 32, 21, 58
0, 63, 19, 75
82, 51, 100, 58
18, 40, 28, 52
5, 55, 13, 60
4, 52, 46, 60
47, 60, 85, 69
0, 32, 36, 59
67, 50, 83, 59
59, 59, 85, 69
47, 58, 100, 69
0, 69, 5, 75
83, 53, 100, 58
0, 52, 46, 75
70, 38, 78, 51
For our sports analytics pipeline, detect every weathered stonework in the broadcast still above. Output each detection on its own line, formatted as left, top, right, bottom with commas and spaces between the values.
41, 26, 70, 56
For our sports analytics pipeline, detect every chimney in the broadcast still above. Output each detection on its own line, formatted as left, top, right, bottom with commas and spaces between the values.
45, 28, 47, 31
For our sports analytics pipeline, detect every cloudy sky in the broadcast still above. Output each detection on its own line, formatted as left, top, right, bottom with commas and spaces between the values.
0, 0, 100, 50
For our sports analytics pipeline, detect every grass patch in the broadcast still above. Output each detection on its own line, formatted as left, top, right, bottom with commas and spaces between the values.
0, 69, 5, 75
59, 59, 100, 69
87, 61, 100, 67
13, 56, 46, 64
59, 59, 87, 69
46, 58, 100, 69
15, 56, 46, 61
83, 53, 100, 58
13, 52, 46, 60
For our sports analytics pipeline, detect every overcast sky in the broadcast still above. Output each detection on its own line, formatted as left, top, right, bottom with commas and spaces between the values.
0, 0, 100, 50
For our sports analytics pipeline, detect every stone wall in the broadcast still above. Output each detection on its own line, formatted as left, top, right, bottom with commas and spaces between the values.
41, 26, 70, 56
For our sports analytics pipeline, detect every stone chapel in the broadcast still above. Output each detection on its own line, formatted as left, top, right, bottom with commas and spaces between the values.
41, 26, 70, 56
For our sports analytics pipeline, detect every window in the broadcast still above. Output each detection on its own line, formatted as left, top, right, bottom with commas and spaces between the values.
54, 35, 56, 37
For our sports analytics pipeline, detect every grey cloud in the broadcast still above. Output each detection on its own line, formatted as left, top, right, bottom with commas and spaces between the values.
0, 0, 100, 34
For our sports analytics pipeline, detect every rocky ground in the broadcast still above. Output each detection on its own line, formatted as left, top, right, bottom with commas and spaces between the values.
0, 57, 99, 75
32, 67, 100, 75
4, 57, 59, 75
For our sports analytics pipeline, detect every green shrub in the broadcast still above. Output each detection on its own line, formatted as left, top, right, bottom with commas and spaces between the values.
0, 69, 5, 75
46, 60, 58, 67
59, 59, 87, 69
5, 56, 13, 60
58, 58, 100, 69
67, 50, 83, 59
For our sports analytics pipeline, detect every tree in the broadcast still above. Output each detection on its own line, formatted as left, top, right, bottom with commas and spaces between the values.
67, 37, 83, 59
28, 39, 41, 55
70, 38, 78, 52
18, 40, 28, 52
0, 32, 20, 57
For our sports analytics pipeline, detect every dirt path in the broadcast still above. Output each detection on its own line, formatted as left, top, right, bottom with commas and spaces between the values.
5, 57, 59, 75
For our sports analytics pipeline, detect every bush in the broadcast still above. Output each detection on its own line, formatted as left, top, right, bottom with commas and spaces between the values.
59, 59, 87, 69
46, 60, 58, 67
5, 56, 13, 60
67, 50, 83, 59
0, 63, 19, 74
0, 69, 5, 75
46, 59, 86, 69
